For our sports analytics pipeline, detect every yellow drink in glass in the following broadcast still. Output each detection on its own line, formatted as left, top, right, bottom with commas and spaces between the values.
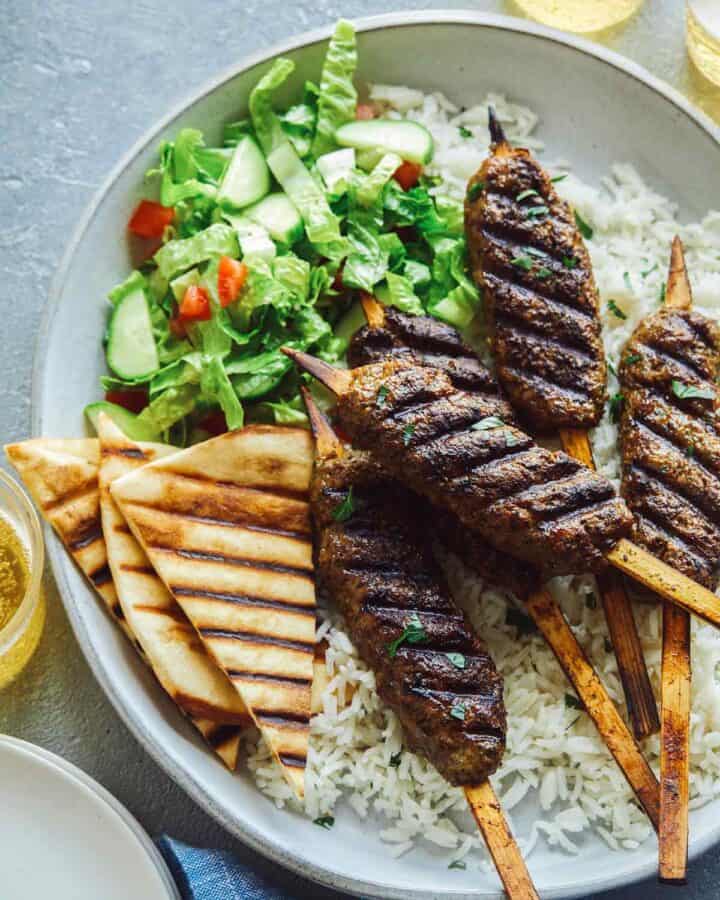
511, 0, 645, 34
687, 2, 720, 87
0, 472, 46, 689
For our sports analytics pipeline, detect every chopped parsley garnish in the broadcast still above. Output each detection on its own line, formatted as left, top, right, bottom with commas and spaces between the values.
624, 353, 641, 366
387, 613, 427, 658
314, 815, 335, 829
659, 281, 667, 304
511, 254, 534, 271
450, 701, 467, 721
446, 652, 466, 669
609, 392, 624, 423
565, 693, 584, 711
526, 246, 548, 258
607, 358, 617, 377
459, 125, 473, 139
376, 385, 389, 408
551, 173, 568, 183
574, 210, 594, 240
623, 271, 633, 293
467, 181, 484, 202
607, 299, 627, 320
516, 188, 540, 203
449, 860, 467, 870
389, 751, 402, 768
526, 204, 549, 220
672, 380, 715, 401
562, 255, 578, 269
536, 266, 552, 280
506, 606, 537, 636
402, 423, 415, 446
332, 487, 355, 523
471, 416, 505, 431
641, 263, 658, 279
686, 443, 695, 458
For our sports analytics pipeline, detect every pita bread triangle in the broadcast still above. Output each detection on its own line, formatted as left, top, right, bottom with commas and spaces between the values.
111, 425, 316, 798
5, 434, 244, 770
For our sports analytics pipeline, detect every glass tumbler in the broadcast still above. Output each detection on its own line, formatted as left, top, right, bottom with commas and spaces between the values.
687, 1, 720, 87
0, 471, 46, 689
510, 0, 645, 34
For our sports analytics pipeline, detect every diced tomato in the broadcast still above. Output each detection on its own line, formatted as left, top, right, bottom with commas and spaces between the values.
355, 103, 376, 120
199, 410, 228, 437
104, 389, 149, 414
128, 200, 174, 239
179, 284, 211, 322
217, 256, 248, 308
393, 161, 423, 191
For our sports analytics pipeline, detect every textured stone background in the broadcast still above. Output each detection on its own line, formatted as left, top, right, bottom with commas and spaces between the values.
2, 1, 719, 896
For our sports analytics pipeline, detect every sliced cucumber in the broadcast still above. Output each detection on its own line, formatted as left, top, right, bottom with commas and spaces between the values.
218, 136, 270, 210
245, 192, 304, 245
335, 119, 434, 165
223, 212, 277, 262
316, 148, 355, 194
106, 288, 159, 380
334, 299, 367, 353
84, 402, 160, 442
169, 268, 199, 302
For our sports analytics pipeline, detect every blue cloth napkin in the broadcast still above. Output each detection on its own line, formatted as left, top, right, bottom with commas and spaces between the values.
157, 836, 297, 900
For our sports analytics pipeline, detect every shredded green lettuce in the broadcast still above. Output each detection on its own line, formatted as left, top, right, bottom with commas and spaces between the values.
154, 223, 239, 280
311, 20, 358, 158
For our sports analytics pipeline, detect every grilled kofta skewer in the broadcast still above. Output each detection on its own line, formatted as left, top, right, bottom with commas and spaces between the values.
465, 113, 658, 740
619, 238, 720, 883
301, 359, 661, 829
305, 392, 539, 900
465, 109, 606, 434
349, 301, 536, 599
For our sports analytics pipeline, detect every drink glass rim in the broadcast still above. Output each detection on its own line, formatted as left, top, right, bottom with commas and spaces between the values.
0, 470, 44, 654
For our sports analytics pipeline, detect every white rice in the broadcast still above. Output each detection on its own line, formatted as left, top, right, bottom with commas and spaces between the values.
248, 87, 720, 867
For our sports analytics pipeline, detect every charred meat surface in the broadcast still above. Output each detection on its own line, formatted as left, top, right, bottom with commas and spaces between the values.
312, 449, 506, 784
336, 360, 633, 577
349, 306, 512, 411
465, 139, 606, 432
619, 308, 720, 588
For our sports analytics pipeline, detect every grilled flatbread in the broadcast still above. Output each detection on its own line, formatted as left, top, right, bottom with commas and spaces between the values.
5, 436, 244, 769
111, 425, 316, 798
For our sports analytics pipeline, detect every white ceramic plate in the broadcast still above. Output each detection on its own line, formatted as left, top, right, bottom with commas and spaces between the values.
0, 736, 179, 899
33, 12, 720, 899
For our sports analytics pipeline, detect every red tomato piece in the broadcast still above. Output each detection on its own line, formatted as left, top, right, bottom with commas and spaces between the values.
179, 284, 211, 322
128, 200, 174, 239
199, 410, 228, 436
217, 256, 248, 308
393, 161, 423, 191
104, 389, 149, 414
355, 103, 376, 120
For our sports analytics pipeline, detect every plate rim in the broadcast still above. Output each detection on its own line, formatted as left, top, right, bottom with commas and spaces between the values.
0, 735, 180, 899
31, 10, 720, 899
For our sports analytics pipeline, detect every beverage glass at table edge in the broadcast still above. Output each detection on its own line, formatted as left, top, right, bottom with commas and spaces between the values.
687, 1, 720, 87
0, 471, 45, 689
509, 0, 645, 33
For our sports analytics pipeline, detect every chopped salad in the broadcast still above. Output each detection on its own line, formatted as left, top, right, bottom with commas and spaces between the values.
88, 20, 479, 444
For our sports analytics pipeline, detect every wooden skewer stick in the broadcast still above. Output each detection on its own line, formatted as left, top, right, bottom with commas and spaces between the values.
524, 587, 660, 828
283, 346, 720, 631
656, 235, 693, 884
559, 426, 659, 740
302, 388, 539, 899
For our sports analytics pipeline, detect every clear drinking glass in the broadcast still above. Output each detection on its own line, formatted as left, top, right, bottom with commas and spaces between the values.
510, 0, 646, 34
687, 1, 720, 87
0, 471, 46, 689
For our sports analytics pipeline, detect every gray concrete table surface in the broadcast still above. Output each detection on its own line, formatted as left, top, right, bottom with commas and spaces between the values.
1, 1, 719, 897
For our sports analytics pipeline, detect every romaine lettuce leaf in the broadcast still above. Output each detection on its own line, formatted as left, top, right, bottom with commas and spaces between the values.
311, 20, 358, 158
376, 272, 424, 316
357, 153, 402, 208
136, 383, 200, 433
342, 222, 389, 293
154, 223, 239, 279
200, 356, 244, 429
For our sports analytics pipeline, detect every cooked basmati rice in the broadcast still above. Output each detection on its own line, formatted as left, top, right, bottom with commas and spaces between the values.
247, 86, 720, 867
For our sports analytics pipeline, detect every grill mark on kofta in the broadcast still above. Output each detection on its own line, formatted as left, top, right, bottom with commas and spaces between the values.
312, 450, 506, 785
620, 307, 720, 589
465, 137, 606, 432
336, 361, 631, 576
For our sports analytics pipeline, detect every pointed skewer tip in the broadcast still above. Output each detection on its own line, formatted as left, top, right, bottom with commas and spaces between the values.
300, 387, 343, 460
487, 106, 507, 146
360, 293, 386, 329
281, 346, 353, 396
